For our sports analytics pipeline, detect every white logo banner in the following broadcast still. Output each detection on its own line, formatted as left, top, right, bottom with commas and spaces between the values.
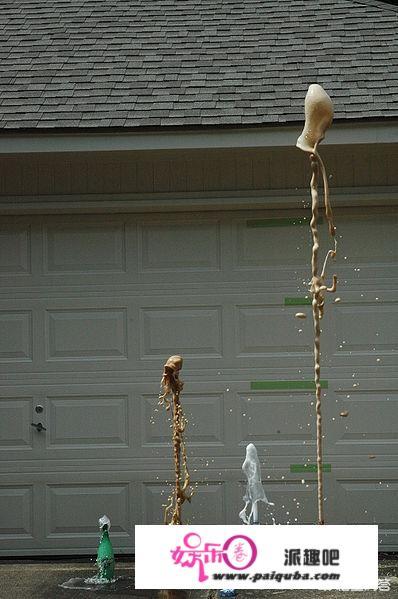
135, 524, 378, 590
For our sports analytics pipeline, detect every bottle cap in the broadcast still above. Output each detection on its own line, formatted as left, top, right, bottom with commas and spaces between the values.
98, 514, 111, 531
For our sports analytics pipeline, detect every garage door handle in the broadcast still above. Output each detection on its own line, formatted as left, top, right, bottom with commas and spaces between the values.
31, 422, 46, 432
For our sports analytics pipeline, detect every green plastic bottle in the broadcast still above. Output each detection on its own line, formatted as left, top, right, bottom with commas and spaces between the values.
96, 515, 115, 581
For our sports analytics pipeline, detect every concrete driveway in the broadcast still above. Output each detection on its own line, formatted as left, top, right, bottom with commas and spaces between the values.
0, 559, 396, 599
0, 560, 208, 599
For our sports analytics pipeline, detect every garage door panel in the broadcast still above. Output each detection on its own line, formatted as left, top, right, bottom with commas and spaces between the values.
1, 211, 396, 285
235, 217, 310, 268
236, 304, 313, 359
142, 480, 226, 525
44, 221, 127, 274
333, 478, 398, 548
47, 394, 130, 450
45, 483, 131, 543
255, 480, 318, 525
324, 380, 398, 456
0, 301, 134, 374
140, 305, 223, 359
138, 220, 221, 274
141, 392, 225, 448
233, 300, 319, 370
0, 388, 45, 460
0, 384, 137, 461
0, 485, 34, 539
237, 391, 315, 458
334, 267, 398, 287
46, 308, 128, 361
135, 380, 239, 458
338, 213, 398, 266
330, 302, 398, 369
0, 310, 33, 363
317, 471, 398, 547
139, 295, 319, 369
0, 397, 33, 451
0, 304, 39, 373
0, 224, 31, 276
0, 472, 136, 553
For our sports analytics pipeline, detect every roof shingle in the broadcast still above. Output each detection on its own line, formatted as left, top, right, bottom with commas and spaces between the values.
0, 0, 397, 130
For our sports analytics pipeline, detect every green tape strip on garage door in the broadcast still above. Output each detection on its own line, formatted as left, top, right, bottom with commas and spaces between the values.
284, 297, 312, 306
290, 464, 332, 473
250, 380, 328, 390
247, 217, 323, 228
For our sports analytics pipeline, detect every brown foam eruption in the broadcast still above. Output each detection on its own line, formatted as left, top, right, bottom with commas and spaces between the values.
297, 85, 338, 525
159, 355, 193, 525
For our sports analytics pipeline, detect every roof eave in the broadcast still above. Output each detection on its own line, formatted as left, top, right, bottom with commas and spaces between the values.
0, 118, 397, 154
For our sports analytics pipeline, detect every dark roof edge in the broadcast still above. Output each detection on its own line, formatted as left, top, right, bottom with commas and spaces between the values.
0, 115, 398, 138
0, 118, 397, 155
352, 0, 398, 12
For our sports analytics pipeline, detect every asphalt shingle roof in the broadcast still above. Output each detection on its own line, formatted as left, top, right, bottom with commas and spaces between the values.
0, 0, 397, 130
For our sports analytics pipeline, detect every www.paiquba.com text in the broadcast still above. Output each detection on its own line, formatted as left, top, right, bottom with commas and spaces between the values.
213, 571, 341, 582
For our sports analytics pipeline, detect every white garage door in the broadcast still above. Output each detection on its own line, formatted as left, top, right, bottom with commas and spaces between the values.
0, 208, 397, 555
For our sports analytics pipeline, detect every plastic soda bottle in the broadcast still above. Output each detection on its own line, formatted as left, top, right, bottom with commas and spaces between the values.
96, 515, 115, 581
